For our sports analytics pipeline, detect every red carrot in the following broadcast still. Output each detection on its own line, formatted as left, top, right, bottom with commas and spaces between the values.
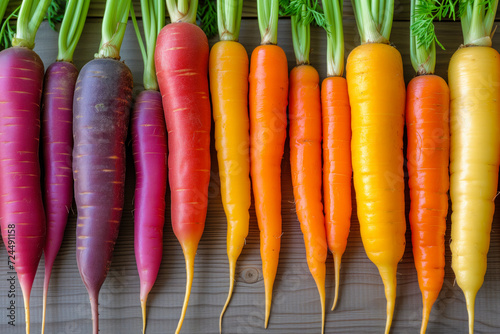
154, 1, 211, 332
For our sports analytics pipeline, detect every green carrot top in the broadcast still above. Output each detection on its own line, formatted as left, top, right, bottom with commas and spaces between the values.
410, 0, 456, 74
13, 0, 52, 48
257, 0, 279, 44
131, 0, 165, 90
351, 0, 394, 44
0, 1, 9, 24
281, 0, 326, 65
322, 0, 344, 76
217, 0, 243, 41
167, 0, 198, 23
97, 0, 131, 59
459, 0, 498, 46
57, 0, 90, 61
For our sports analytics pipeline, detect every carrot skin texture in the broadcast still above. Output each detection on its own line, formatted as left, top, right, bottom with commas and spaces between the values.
131, 89, 167, 315
406, 74, 449, 334
346, 43, 406, 334
321, 76, 352, 310
73, 58, 133, 334
209, 40, 251, 327
249, 44, 288, 327
448, 46, 500, 334
289, 64, 327, 332
41, 61, 78, 329
155, 22, 211, 333
0, 46, 46, 332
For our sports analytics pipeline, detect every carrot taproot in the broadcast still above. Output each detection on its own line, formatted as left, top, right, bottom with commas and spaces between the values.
448, 1, 500, 331
0, 1, 53, 332
73, 1, 133, 333
249, 0, 288, 327
320, 0, 351, 311
41, 1, 90, 331
130, 2, 166, 332
407, 3, 451, 331
208, 1, 250, 331
155, 2, 211, 332
347, 1, 406, 332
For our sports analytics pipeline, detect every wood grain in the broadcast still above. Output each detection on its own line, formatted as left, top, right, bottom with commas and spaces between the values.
0, 15, 499, 334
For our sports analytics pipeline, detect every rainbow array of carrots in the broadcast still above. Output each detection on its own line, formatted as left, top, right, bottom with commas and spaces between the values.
0, 0, 499, 333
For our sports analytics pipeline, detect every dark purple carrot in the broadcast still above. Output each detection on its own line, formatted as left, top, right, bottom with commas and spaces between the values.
0, 1, 53, 332
40, 1, 90, 332
72, 1, 133, 333
130, 2, 167, 332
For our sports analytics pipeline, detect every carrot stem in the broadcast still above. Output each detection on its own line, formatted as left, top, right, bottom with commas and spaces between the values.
351, 0, 391, 43
257, 0, 279, 44
218, 0, 243, 41
166, 0, 198, 23
57, 0, 90, 61
13, 0, 51, 48
97, 0, 130, 58
323, 0, 344, 76
461, 0, 498, 46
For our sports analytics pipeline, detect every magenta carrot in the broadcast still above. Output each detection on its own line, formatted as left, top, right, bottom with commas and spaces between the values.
0, 0, 53, 332
130, 2, 167, 332
41, 1, 90, 332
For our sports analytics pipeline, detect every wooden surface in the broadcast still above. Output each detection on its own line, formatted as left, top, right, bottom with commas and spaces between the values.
1, 1, 500, 333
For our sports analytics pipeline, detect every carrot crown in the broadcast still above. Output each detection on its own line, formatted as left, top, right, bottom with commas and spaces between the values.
459, 0, 498, 46
166, 0, 198, 24
351, 0, 394, 43
12, 0, 52, 48
410, 0, 456, 74
257, 0, 279, 44
281, 0, 325, 65
323, 0, 344, 76
131, 0, 165, 91
57, 0, 90, 62
217, 0, 243, 41
97, 0, 130, 59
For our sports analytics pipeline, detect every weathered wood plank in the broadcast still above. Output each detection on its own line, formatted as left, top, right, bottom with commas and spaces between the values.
0, 18, 499, 334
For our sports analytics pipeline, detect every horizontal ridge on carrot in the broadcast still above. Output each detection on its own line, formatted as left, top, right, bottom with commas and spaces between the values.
0, 0, 53, 332
250, 0, 288, 327
320, 0, 352, 312
448, 0, 500, 332
208, 0, 251, 331
41, 1, 91, 332
73, 1, 133, 333
155, 0, 211, 332
347, 0, 406, 332
130, 1, 166, 332
407, 1, 451, 332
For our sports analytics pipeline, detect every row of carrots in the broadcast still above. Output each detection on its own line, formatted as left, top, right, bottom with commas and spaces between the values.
0, 0, 499, 333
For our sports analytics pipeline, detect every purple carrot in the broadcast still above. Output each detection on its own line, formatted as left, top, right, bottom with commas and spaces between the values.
131, 90, 167, 331
0, 46, 46, 333
73, 58, 133, 334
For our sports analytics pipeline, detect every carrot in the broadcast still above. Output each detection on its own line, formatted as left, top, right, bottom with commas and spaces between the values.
208, 0, 250, 331
130, 2, 166, 332
407, 2, 451, 332
41, 1, 90, 332
347, 1, 406, 332
280, 1, 328, 332
249, 0, 288, 327
154, 1, 211, 332
320, 0, 351, 311
448, 1, 500, 332
73, 1, 133, 333
0, 1, 53, 332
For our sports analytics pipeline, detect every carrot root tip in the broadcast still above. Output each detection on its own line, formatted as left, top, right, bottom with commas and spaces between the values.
141, 297, 148, 334
219, 261, 236, 334
331, 255, 342, 311
175, 250, 196, 334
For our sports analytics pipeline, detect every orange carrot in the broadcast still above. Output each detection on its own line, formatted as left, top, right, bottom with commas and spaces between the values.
406, 75, 449, 333
249, 0, 288, 326
320, 0, 351, 311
